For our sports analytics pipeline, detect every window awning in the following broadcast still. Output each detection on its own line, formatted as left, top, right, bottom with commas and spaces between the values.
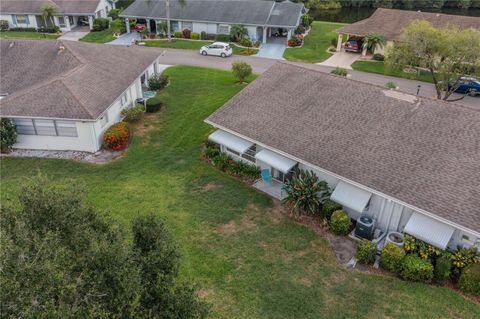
208, 130, 254, 154
255, 149, 297, 174
404, 213, 455, 250
330, 181, 372, 213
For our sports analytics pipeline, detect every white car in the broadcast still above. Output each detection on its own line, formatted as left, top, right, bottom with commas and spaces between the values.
199, 42, 233, 57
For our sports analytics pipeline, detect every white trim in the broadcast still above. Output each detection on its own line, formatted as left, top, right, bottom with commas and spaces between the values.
209, 130, 253, 154
404, 213, 455, 250
255, 149, 297, 174
330, 181, 372, 213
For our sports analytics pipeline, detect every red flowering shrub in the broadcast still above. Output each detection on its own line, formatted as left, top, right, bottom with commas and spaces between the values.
288, 36, 302, 47
103, 122, 130, 151
182, 28, 191, 39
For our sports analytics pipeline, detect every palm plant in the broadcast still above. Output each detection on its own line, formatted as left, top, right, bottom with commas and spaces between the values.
230, 24, 248, 42
165, 0, 186, 42
282, 169, 330, 216
362, 32, 386, 54
41, 4, 58, 28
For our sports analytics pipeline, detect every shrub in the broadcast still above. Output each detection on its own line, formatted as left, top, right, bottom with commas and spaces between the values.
239, 37, 252, 47
229, 24, 248, 42
400, 255, 434, 283
288, 36, 301, 47
451, 247, 479, 274
92, 18, 109, 31
200, 31, 207, 40
0, 20, 9, 31
381, 243, 405, 273
182, 28, 191, 39
212, 153, 231, 172
301, 14, 313, 28
204, 143, 220, 159
145, 95, 162, 113
254, 40, 261, 48
331, 67, 348, 77
190, 32, 199, 40
386, 81, 397, 89
174, 31, 182, 38
121, 104, 144, 122
434, 254, 452, 281
108, 8, 121, 20
373, 53, 385, 61
330, 210, 351, 236
0, 118, 17, 152
357, 239, 377, 264
330, 37, 338, 48
294, 25, 306, 35
9, 27, 37, 32
204, 33, 216, 40
231, 61, 252, 83
103, 122, 130, 151
148, 74, 169, 91
458, 264, 480, 295
321, 199, 342, 220
215, 34, 230, 42
229, 161, 260, 178
37, 26, 60, 33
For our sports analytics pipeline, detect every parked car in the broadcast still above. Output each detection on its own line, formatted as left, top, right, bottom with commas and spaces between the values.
344, 38, 364, 53
134, 24, 146, 32
440, 77, 480, 96
199, 42, 232, 58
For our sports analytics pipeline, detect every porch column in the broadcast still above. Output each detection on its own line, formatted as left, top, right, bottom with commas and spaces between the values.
146, 19, 151, 33
262, 26, 267, 44
362, 44, 367, 56
125, 17, 131, 33
287, 28, 292, 39
65, 16, 71, 31
336, 33, 342, 51
88, 15, 94, 30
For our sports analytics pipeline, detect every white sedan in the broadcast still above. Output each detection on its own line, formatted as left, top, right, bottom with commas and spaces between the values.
199, 42, 233, 57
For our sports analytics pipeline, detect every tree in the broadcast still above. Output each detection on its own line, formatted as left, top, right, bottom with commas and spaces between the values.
385, 20, 480, 101
362, 32, 386, 54
40, 4, 58, 27
231, 61, 252, 83
166, 0, 186, 42
0, 175, 208, 318
0, 118, 16, 152
229, 24, 248, 42
282, 169, 330, 216
157, 20, 168, 36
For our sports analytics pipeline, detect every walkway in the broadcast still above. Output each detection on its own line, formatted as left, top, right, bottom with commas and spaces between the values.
57, 26, 90, 41
255, 37, 287, 60
317, 51, 363, 70
107, 31, 141, 45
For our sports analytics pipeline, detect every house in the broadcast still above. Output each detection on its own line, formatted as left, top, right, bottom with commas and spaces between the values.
120, 0, 305, 43
205, 62, 480, 251
0, 39, 163, 152
0, 0, 116, 32
335, 8, 480, 55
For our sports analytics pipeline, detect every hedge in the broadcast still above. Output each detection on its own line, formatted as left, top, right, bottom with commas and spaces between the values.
381, 243, 405, 273
399, 255, 434, 283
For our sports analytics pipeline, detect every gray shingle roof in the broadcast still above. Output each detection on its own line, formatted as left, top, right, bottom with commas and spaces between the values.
0, 0, 101, 15
207, 62, 480, 234
120, 0, 304, 27
0, 39, 160, 120
336, 8, 480, 40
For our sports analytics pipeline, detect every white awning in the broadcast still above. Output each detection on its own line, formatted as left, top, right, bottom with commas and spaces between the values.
404, 213, 455, 250
208, 130, 254, 154
330, 181, 372, 213
255, 149, 297, 173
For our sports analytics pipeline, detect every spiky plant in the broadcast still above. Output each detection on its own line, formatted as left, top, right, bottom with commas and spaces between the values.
363, 32, 386, 54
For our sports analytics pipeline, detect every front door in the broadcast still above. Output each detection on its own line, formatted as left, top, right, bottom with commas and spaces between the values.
271, 168, 284, 182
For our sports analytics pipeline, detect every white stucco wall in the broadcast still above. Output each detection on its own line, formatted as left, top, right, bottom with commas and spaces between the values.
1, 14, 38, 29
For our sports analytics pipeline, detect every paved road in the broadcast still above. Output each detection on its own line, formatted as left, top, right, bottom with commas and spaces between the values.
142, 47, 479, 109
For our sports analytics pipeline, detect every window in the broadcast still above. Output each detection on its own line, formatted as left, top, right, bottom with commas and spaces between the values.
55, 121, 78, 137
14, 15, 28, 24
182, 21, 192, 30
242, 144, 256, 162
13, 119, 36, 135
58, 16, 66, 28
34, 119, 56, 136
99, 113, 109, 127
217, 24, 229, 34
120, 93, 128, 106
226, 148, 240, 156
12, 119, 78, 137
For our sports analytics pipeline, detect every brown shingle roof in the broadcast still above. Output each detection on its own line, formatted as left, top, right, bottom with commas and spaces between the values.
0, 39, 160, 120
336, 8, 480, 40
0, 0, 101, 15
206, 62, 480, 234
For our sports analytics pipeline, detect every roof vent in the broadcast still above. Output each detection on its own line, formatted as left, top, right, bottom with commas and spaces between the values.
58, 45, 65, 52
382, 90, 418, 104
9, 42, 14, 48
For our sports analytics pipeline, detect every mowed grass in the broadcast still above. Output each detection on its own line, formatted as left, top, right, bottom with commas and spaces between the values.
80, 19, 124, 43
1, 66, 479, 318
352, 60, 435, 83
283, 21, 346, 63
0, 31, 59, 40
143, 39, 258, 55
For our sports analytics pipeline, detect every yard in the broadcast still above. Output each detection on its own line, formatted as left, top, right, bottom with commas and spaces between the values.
79, 19, 125, 43
1, 66, 478, 318
351, 60, 435, 83
283, 21, 346, 63
143, 39, 258, 55
0, 31, 59, 40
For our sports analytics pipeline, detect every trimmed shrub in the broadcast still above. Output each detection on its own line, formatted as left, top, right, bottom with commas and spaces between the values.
204, 33, 216, 40
356, 239, 377, 264
434, 254, 452, 281
373, 53, 385, 61
386, 81, 397, 89
330, 37, 338, 48
0, 20, 9, 31
231, 61, 252, 83
182, 28, 191, 39
174, 31, 182, 38
92, 18, 109, 31
330, 210, 351, 236
190, 32, 199, 40
229, 161, 260, 178
331, 67, 348, 77
108, 8, 121, 20
400, 255, 434, 283
0, 118, 17, 152
458, 264, 480, 295
103, 122, 130, 151
239, 37, 252, 47
121, 104, 144, 122
145, 95, 162, 113
288, 36, 301, 47
451, 247, 479, 274
9, 27, 37, 32
148, 74, 169, 91
200, 31, 207, 40
37, 26, 60, 33
212, 152, 231, 172
381, 243, 405, 273
301, 14, 313, 28
294, 25, 306, 35
215, 34, 230, 42
321, 199, 342, 220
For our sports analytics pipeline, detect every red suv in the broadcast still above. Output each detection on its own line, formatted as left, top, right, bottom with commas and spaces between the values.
344, 38, 364, 53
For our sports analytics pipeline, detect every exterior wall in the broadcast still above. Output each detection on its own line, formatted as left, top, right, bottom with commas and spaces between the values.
95, 0, 113, 18
245, 26, 258, 41
1, 14, 38, 29
374, 40, 393, 55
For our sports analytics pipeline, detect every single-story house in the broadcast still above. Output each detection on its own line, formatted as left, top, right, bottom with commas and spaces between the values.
0, 39, 163, 152
0, 0, 115, 32
120, 0, 305, 43
205, 62, 480, 251
335, 8, 480, 55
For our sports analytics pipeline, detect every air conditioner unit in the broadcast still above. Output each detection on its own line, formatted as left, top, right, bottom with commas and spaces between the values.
354, 215, 375, 240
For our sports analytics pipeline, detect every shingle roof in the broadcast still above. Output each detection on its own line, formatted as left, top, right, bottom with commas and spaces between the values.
336, 8, 480, 40
0, 39, 160, 120
120, 0, 304, 27
207, 62, 480, 234
0, 0, 101, 15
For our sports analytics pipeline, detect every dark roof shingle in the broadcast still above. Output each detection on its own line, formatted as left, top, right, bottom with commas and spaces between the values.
207, 62, 480, 234
0, 0, 101, 14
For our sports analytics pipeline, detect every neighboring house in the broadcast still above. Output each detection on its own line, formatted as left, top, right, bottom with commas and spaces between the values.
206, 62, 480, 251
335, 8, 480, 55
0, 39, 163, 152
120, 0, 305, 43
0, 0, 116, 32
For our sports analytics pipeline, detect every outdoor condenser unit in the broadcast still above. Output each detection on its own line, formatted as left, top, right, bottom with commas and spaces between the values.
355, 215, 375, 240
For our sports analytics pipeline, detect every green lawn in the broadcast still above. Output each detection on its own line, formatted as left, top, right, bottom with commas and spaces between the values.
143, 39, 258, 55
283, 21, 346, 63
351, 60, 435, 83
80, 19, 124, 43
0, 31, 59, 40
1, 66, 478, 318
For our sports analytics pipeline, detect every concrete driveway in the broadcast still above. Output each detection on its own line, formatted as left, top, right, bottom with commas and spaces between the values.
58, 26, 90, 41
255, 37, 287, 60
107, 31, 142, 45
318, 51, 362, 69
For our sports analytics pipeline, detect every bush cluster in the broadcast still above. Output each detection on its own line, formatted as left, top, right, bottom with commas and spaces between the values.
330, 37, 338, 48
0, 20, 8, 31
329, 210, 351, 235
301, 14, 313, 28
108, 8, 121, 20
205, 142, 260, 178
38, 26, 60, 33
215, 34, 230, 42
148, 74, 169, 91
146, 95, 162, 113
92, 18, 109, 31
103, 122, 130, 151
434, 254, 452, 281
238, 37, 252, 47
459, 264, 480, 296
121, 104, 144, 122
174, 31, 182, 38
373, 53, 385, 61
200, 32, 216, 40
8, 27, 36, 32
321, 199, 342, 220
288, 36, 302, 47
381, 243, 405, 273
0, 118, 17, 152
399, 255, 434, 283
294, 25, 306, 35
331, 67, 348, 77
231, 61, 252, 83
190, 32, 199, 40
182, 28, 191, 39
356, 239, 376, 264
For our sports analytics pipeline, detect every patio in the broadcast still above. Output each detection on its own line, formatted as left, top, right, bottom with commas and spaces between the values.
253, 179, 286, 200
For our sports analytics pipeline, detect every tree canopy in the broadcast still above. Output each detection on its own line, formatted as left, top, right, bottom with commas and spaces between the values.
0, 175, 208, 318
